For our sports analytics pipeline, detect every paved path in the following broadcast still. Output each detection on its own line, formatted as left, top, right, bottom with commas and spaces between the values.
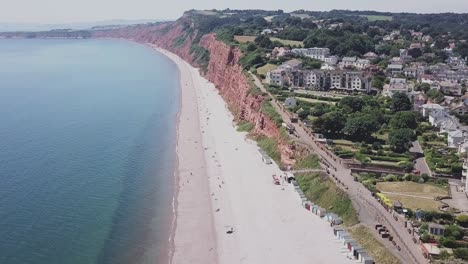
444, 180, 468, 213
251, 73, 428, 264
410, 141, 432, 176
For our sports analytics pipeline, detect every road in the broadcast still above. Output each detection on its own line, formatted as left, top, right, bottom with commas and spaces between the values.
410, 141, 432, 176
251, 73, 428, 264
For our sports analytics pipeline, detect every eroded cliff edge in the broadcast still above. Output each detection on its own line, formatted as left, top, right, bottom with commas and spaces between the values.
94, 16, 296, 165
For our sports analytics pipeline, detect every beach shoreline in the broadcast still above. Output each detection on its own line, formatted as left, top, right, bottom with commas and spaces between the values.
150, 44, 354, 264
152, 46, 218, 264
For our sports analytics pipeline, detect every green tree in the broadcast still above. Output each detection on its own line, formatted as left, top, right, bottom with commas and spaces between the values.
445, 225, 464, 240
390, 111, 418, 129
298, 109, 310, 120
415, 83, 431, 93
454, 248, 468, 261
456, 214, 468, 228
391, 92, 412, 112
312, 111, 346, 137
339, 96, 365, 113
343, 114, 380, 141
426, 89, 445, 104
455, 42, 468, 58
254, 35, 272, 49
389, 128, 415, 153
371, 76, 385, 90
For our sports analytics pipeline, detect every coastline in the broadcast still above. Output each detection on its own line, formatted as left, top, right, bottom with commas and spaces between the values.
153, 46, 218, 264
151, 44, 355, 264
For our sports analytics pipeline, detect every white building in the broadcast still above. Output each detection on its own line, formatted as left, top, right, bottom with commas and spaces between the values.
422, 104, 445, 117
266, 69, 287, 86
383, 78, 409, 97
292, 47, 330, 61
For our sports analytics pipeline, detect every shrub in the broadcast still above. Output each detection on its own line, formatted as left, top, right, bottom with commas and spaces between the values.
456, 215, 468, 228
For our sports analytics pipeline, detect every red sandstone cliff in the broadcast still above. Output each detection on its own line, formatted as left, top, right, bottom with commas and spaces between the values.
94, 20, 295, 164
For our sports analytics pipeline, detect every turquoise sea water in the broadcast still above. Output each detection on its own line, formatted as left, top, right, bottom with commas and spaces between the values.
0, 39, 179, 264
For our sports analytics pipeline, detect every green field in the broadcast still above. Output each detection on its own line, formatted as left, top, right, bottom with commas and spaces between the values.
256, 63, 278, 76
234, 35, 304, 47
297, 97, 336, 105
376, 182, 448, 211
360, 15, 393, 21
270, 37, 304, 47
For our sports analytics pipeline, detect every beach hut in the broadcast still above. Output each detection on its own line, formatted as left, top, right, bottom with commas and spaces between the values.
357, 250, 369, 262
333, 226, 344, 236
362, 255, 375, 264
325, 213, 343, 225
317, 207, 327, 217
351, 245, 363, 258
342, 237, 353, 246
347, 241, 358, 252
335, 230, 346, 240
303, 201, 312, 211
337, 231, 349, 240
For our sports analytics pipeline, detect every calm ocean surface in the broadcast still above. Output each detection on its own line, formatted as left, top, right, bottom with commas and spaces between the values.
0, 39, 179, 264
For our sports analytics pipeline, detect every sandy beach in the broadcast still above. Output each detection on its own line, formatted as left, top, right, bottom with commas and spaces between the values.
154, 46, 354, 264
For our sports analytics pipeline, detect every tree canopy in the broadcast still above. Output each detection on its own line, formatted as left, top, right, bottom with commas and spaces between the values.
391, 92, 412, 112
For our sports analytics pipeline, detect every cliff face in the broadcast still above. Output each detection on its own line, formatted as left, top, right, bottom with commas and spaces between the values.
93, 19, 294, 164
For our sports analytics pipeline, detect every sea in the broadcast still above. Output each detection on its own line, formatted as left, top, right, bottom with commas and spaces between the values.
0, 39, 180, 264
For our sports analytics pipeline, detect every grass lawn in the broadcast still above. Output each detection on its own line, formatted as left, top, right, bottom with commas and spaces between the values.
234, 35, 304, 47
297, 97, 336, 105
385, 194, 443, 212
360, 15, 393, 21
234, 35, 256, 43
374, 132, 389, 141
348, 225, 401, 264
270, 37, 304, 47
371, 160, 400, 167
333, 139, 355, 146
256, 63, 278, 76
376, 182, 448, 211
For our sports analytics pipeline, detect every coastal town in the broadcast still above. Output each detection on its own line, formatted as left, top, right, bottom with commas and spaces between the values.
193, 9, 468, 264
4, 7, 468, 264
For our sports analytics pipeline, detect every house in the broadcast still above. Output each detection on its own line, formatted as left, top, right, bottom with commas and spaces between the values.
322, 55, 339, 65
428, 223, 446, 236
439, 81, 462, 96
409, 91, 428, 111
284, 97, 297, 107
440, 116, 460, 133
428, 109, 450, 127
383, 78, 409, 97
271, 47, 293, 58
279, 59, 302, 71
266, 69, 288, 86
292, 47, 330, 61
387, 64, 403, 76
363, 52, 378, 60
451, 99, 468, 115
403, 67, 418, 78
261, 28, 277, 35
355, 59, 370, 70
448, 129, 466, 148
340, 56, 357, 68
419, 74, 435, 84
422, 104, 445, 117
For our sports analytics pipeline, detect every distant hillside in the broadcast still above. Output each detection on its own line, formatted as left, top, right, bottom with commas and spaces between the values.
0, 19, 168, 32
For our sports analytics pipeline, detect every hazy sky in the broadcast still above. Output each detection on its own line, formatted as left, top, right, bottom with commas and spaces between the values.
1, 0, 468, 23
